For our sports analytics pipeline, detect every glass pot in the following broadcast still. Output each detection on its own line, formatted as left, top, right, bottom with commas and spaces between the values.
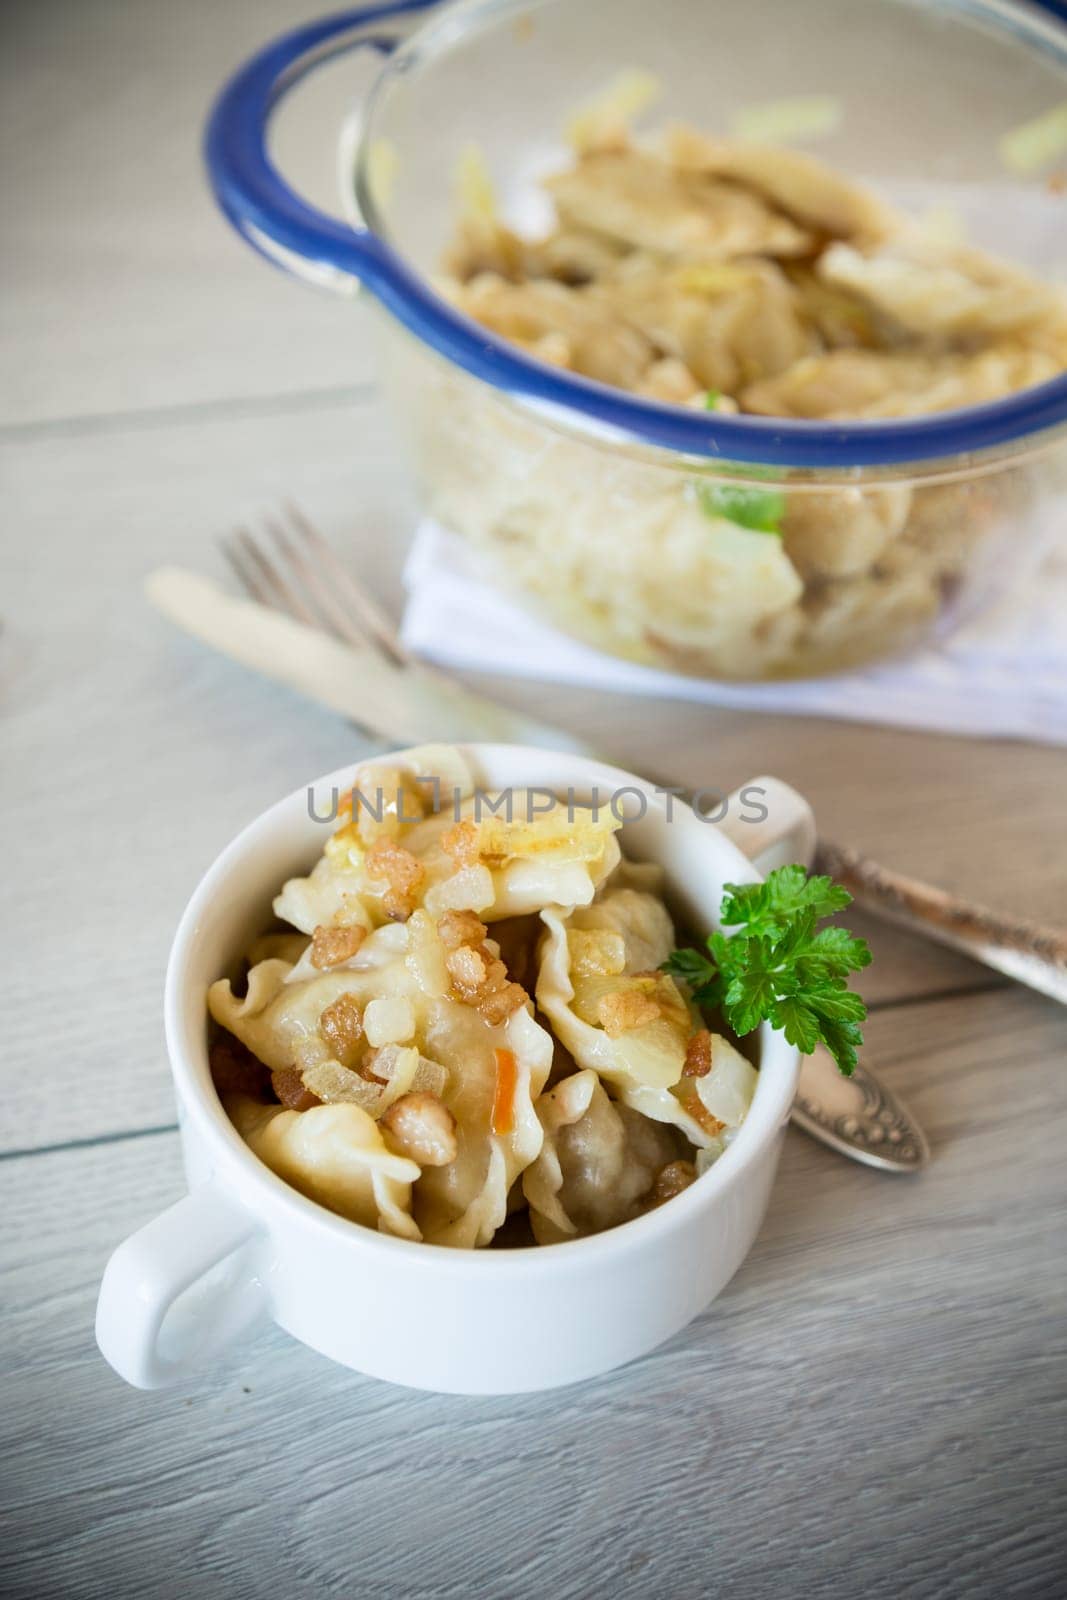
207, 0, 1067, 681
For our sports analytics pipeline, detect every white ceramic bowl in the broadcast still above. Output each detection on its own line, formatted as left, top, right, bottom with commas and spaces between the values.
96, 746, 813, 1393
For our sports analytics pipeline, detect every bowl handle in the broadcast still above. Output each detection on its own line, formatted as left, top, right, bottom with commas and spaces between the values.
718, 776, 817, 875
96, 1182, 267, 1389
204, 2, 439, 297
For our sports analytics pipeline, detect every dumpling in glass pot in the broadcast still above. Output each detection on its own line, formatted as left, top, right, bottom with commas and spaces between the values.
663, 126, 901, 242
741, 342, 1063, 420
545, 146, 812, 261
818, 236, 1067, 344
594, 255, 812, 393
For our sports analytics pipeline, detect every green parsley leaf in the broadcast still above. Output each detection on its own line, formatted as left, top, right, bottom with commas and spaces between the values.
662, 863, 871, 1076
704, 389, 723, 410
697, 481, 785, 534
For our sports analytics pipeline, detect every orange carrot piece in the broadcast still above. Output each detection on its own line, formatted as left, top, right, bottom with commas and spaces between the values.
491, 1047, 517, 1136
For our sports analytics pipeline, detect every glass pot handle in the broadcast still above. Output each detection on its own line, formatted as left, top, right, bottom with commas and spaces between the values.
204, 1, 440, 298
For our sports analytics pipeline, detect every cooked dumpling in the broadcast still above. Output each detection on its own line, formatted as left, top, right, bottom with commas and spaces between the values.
275, 745, 622, 936
227, 1094, 421, 1240
663, 125, 900, 242
522, 1069, 686, 1244
537, 906, 689, 1092
536, 891, 708, 1140
521, 226, 630, 286
818, 237, 1067, 343
209, 956, 358, 1076
790, 541, 942, 673
567, 880, 675, 973
451, 272, 656, 389
208, 922, 420, 1080
594, 256, 812, 391
400, 793, 622, 922
545, 148, 812, 261
415, 1000, 552, 1247
741, 342, 1064, 421
212, 911, 555, 1250
274, 745, 465, 933
782, 485, 912, 581
536, 889, 758, 1155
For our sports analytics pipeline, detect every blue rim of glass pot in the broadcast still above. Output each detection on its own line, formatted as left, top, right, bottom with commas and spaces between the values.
205, 0, 1067, 469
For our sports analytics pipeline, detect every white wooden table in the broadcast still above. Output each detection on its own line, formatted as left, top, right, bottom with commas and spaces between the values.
3, 3, 1066, 1595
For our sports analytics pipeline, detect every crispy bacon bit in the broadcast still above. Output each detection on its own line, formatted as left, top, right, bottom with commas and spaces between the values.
491, 1048, 518, 1135
380, 1092, 458, 1166
310, 922, 367, 969
647, 1160, 698, 1207
445, 939, 528, 1023
479, 981, 528, 1025
683, 1028, 713, 1078
209, 1030, 270, 1100
678, 1086, 726, 1139
318, 993, 364, 1067
366, 838, 425, 921
442, 818, 480, 868
445, 943, 489, 996
271, 1066, 322, 1111
596, 986, 661, 1037
437, 908, 488, 952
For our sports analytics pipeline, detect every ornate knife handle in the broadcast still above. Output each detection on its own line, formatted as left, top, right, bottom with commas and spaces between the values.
815, 840, 1067, 1007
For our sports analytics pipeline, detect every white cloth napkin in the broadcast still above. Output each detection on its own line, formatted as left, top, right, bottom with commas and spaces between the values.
401, 517, 1067, 745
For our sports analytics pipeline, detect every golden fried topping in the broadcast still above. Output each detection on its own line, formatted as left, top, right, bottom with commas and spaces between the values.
445, 931, 529, 1023
310, 922, 367, 970
437, 908, 489, 951
683, 1028, 713, 1078
596, 986, 661, 1037
442, 818, 481, 868
271, 1066, 322, 1111
380, 1092, 459, 1167
478, 981, 529, 1026
318, 993, 364, 1068
366, 837, 426, 921
445, 943, 490, 997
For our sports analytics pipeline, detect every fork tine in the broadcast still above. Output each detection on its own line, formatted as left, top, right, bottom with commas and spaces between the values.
283, 500, 413, 668
262, 512, 372, 655
226, 528, 319, 628
220, 534, 270, 606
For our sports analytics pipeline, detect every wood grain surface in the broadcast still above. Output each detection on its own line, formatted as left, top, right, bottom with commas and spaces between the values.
2, 2, 1064, 1596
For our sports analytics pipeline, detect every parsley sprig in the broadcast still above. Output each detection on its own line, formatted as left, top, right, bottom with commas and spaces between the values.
663, 864, 872, 1076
